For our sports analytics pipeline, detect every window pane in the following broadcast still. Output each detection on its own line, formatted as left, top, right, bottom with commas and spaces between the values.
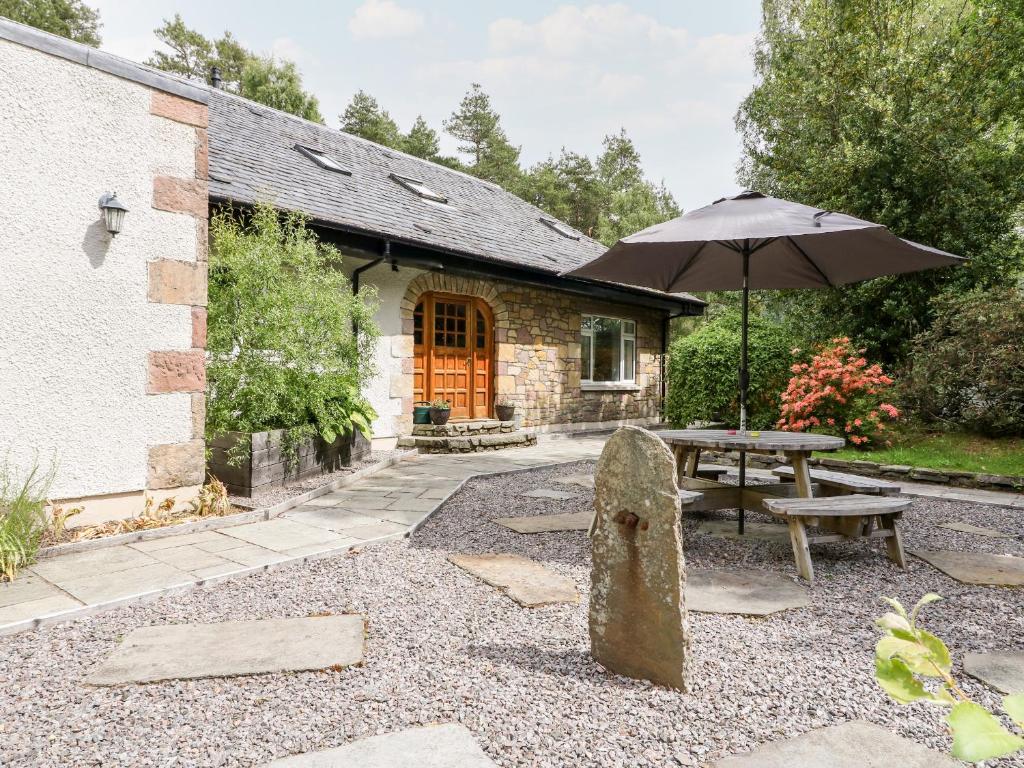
624, 320, 635, 336
592, 317, 621, 382
581, 334, 592, 380
582, 316, 592, 331
624, 339, 635, 381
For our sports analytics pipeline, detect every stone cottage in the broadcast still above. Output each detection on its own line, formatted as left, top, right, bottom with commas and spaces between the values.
0, 17, 701, 522
206, 90, 703, 447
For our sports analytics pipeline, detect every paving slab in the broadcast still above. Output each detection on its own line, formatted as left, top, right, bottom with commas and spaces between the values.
56, 562, 193, 604
85, 615, 365, 685
129, 531, 238, 552
910, 550, 1024, 586
448, 553, 578, 607
965, 651, 1024, 694
31, 545, 157, 582
712, 720, 958, 767
695, 519, 791, 544
145, 545, 237, 572
0, 593, 83, 625
492, 511, 593, 534
221, 519, 353, 553
0, 572, 64, 607
263, 724, 497, 767
283, 507, 385, 532
553, 473, 595, 489
687, 568, 810, 616
217, 544, 290, 568
937, 521, 1014, 538
521, 488, 579, 500
385, 497, 438, 512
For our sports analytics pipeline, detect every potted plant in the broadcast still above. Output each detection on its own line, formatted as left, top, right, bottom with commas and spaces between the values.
429, 398, 451, 425
494, 396, 515, 422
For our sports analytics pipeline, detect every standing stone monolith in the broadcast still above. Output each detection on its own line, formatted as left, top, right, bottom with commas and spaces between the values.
589, 426, 689, 690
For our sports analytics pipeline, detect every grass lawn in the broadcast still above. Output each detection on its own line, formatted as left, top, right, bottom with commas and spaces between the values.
832, 429, 1024, 476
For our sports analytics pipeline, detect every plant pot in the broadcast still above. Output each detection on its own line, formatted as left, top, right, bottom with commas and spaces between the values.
495, 404, 515, 422
412, 402, 432, 425
429, 407, 451, 425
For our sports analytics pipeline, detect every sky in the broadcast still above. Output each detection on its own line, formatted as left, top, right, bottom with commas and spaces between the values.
93, 1, 763, 212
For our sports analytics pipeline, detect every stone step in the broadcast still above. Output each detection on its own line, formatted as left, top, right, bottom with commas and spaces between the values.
412, 419, 516, 438
397, 431, 537, 454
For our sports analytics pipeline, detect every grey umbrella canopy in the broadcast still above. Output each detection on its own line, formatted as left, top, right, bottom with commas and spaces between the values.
566, 190, 965, 534
567, 190, 963, 292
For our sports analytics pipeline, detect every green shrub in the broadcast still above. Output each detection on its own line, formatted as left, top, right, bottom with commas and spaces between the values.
666, 310, 797, 429
900, 286, 1024, 436
206, 203, 380, 445
0, 462, 53, 582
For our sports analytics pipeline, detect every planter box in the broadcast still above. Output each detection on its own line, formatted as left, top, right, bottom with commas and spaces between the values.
208, 428, 370, 497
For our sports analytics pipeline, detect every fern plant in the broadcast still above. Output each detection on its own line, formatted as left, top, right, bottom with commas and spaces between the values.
874, 594, 1024, 762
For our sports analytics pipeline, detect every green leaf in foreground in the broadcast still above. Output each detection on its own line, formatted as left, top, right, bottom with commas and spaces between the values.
1005, 695, 1024, 727
875, 657, 933, 704
948, 701, 1024, 762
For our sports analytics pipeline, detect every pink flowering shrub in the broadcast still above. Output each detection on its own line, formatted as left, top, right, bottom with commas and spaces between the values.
778, 337, 900, 447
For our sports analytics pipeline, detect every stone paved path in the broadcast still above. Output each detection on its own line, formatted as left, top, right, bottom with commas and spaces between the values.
0, 438, 604, 635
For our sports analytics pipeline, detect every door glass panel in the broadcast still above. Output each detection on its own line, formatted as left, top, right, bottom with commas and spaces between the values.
414, 302, 423, 345
476, 310, 485, 349
624, 338, 635, 381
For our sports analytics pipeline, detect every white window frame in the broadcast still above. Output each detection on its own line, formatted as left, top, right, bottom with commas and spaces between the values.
581, 314, 636, 385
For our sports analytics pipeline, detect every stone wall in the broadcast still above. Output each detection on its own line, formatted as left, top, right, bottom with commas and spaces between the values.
396, 272, 666, 436
0, 29, 208, 525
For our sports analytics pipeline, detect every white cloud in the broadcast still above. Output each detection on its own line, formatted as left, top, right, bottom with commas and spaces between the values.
348, 0, 425, 40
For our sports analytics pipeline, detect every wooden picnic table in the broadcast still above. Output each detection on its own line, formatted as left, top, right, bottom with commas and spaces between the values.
656, 429, 845, 533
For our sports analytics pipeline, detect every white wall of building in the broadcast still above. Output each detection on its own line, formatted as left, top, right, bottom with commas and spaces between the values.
341, 256, 423, 444
0, 38, 198, 499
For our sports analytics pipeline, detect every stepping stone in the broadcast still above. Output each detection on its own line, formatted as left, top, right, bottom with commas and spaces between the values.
712, 720, 958, 767
521, 488, 579, 500
937, 521, 1014, 538
492, 511, 592, 534
910, 550, 1024, 586
695, 519, 790, 544
263, 724, 497, 767
448, 553, 578, 607
554, 473, 595, 489
965, 651, 1024, 694
687, 568, 810, 616
85, 615, 364, 685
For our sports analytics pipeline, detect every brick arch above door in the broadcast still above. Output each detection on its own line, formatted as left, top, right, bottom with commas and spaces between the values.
399, 273, 509, 335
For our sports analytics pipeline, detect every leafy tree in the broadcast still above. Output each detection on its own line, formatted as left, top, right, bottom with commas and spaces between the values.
900, 286, 1024, 436
402, 115, 440, 159
736, 0, 1024, 362
594, 130, 680, 245
0, 0, 101, 45
444, 83, 522, 188
206, 203, 379, 445
666, 309, 797, 430
147, 15, 323, 123
240, 56, 322, 123
340, 90, 403, 148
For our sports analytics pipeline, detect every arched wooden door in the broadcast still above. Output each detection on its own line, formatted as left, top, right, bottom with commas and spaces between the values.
413, 292, 493, 420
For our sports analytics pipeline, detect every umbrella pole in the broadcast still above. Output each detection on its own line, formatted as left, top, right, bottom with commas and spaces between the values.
738, 246, 750, 535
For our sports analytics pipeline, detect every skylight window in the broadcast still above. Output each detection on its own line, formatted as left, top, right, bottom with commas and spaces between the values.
390, 173, 447, 204
294, 144, 351, 175
540, 217, 581, 240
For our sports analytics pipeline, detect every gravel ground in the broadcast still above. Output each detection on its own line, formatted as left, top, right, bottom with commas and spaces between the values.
228, 449, 408, 509
2, 459, 1023, 767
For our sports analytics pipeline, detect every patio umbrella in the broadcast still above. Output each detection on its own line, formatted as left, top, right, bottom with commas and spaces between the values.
565, 190, 965, 431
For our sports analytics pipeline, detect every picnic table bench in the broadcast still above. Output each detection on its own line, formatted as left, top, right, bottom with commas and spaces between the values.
771, 466, 901, 496
761, 494, 911, 584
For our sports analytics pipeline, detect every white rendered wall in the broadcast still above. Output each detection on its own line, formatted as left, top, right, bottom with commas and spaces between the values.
0, 40, 198, 498
342, 257, 423, 441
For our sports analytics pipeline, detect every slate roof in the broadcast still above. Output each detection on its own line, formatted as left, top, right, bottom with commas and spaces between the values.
207, 90, 701, 307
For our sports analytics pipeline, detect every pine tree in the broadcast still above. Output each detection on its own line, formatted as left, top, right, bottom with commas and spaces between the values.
402, 115, 440, 160
340, 91, 403, 149
443, 83, 521, 187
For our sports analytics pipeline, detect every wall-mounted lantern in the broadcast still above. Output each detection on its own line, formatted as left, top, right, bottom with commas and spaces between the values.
98, 192, 128, 236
